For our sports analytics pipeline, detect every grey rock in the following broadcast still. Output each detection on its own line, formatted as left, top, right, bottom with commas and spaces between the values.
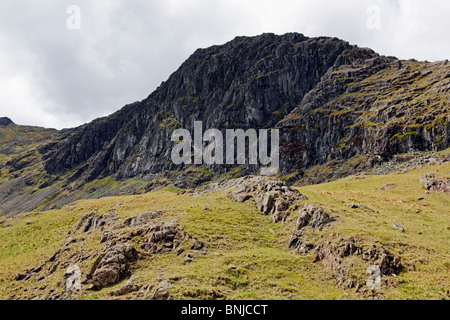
347, 203, 374, 212
184, 254, 193, 264
231, 192, 251, 203
121, 211, 163, 228
380, 184, 396, 191
89, 244, 138, 290
296, 204, 335, 230
191, 240, 205, 250
151, 280, 171, 300
420, 173, 450, 193
392, 224, 405, 232
111, 277, 140, 296
228, 176, 307, 223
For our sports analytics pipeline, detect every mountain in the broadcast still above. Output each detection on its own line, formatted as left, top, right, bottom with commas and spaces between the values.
0, 117, 14, 127
0, 32, 449, 301
0, 33, 449, 216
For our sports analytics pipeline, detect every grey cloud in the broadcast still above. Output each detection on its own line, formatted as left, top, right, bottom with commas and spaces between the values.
0, 0, 448, 129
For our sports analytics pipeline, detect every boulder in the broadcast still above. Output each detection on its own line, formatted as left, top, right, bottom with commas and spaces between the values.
347, 203, 374, 212
289, 204, 336, 255
231, 192, 251, 203
152, 280, 171, 300
314, 238, 361, 289
191, 240, 205, 250
111, 277, 140, 296
296, 204, 335, 230
288, 239, 314, 255
89, 243, 138, 290
362, 245, 403, 275
184, 253, 193, 264
121, 211, 163, 228
141, 222, 185, 254
256, 191, 278, 215
380, 184, 396, 191
392, 224, 405, 232
228, 176, 308, 223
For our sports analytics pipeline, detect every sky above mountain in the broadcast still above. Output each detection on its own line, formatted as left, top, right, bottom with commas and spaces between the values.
0, 0, 448, 129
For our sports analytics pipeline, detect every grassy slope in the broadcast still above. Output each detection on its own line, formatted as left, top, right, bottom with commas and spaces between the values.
299, 163, 450, 299
0, 158, 448, 300
0, 125, 57, 160
0, 125, 58, 183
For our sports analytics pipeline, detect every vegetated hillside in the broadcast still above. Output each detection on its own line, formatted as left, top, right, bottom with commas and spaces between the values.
1, 32, 449, 216
0, 122, 68, 216
0, 148, 448, 300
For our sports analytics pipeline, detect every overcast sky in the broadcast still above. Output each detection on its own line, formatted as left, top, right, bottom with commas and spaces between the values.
0, 0, 449, 129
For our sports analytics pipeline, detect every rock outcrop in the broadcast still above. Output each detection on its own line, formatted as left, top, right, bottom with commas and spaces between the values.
226, 176, 307, 222
39, 33, 449, 186
313, 238, 403, 292
286, 204, 403, 293
288, 204, 336, 255
15, 210, 192, 299
420, 172, 450, 192
89, 243, 138, 290
294, 204, 336, 230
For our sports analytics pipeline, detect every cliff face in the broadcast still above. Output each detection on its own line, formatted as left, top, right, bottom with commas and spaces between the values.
41, 33, 449, 184
278, 53, 450, 176
41, 33, 356, 181
1, 33, 449, 215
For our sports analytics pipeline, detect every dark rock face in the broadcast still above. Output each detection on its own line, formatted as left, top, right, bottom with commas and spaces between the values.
40, 33, 356, 182
0, 117, 14, 126
40, 33, 449, 186
278, 54, 450, 177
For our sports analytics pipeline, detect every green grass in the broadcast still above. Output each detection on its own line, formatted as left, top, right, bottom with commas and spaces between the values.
298, 162, 450, 299
0, 160, 448, 300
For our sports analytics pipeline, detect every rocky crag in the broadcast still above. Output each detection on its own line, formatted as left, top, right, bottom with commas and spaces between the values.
1, 32, 449, 216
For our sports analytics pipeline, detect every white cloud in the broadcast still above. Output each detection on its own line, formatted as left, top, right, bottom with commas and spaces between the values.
0, 0, 448, 129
